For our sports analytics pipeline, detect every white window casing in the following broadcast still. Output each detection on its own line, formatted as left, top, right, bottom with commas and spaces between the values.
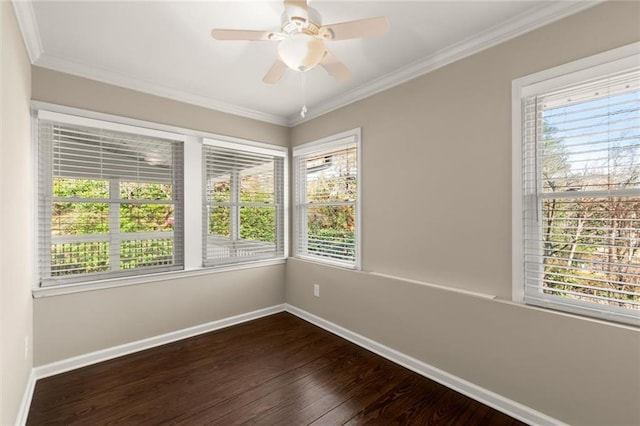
293, 128, 361, 270
512, 42, 640, 326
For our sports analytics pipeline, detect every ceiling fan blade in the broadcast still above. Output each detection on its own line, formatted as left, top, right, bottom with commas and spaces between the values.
263, 59, 288, 84
320, 51, 351, 81
211, 29, 278, 41
284, 0, 308, 21
321, 16, 389, 40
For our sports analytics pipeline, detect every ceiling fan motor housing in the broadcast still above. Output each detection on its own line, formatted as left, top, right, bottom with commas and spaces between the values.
280, 7, 322, 35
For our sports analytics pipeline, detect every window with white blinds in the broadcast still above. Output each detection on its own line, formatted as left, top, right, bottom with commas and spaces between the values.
293, 129, 360, 268
516, 49, 640, 326
38, 111, 185, 286
203, 140, 286, 266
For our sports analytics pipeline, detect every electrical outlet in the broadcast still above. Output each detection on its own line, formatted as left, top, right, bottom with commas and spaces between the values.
313, 284, 320, 297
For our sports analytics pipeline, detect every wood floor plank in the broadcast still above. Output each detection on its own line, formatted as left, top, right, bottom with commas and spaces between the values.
436, 387, 523, 426
343, 374, 449, 425
110, 335, 353, 424
171, 348, 343, 424
203, 342, 401, 425
27, 312, 526, 426
308, 357, 412, 426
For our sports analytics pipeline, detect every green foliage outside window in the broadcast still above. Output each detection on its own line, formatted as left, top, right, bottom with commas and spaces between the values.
302, 149, 358, 261
50, 241, 110, 277
208, 174, 276, 243
51, 178, 176, 275
53, 178, 109, 235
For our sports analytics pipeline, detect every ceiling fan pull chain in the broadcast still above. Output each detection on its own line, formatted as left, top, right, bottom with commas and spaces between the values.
300, 72, 307, 118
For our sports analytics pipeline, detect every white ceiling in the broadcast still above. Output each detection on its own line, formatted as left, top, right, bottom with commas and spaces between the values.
14, 1, 599, 126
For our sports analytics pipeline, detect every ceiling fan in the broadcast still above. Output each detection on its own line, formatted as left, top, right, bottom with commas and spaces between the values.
211, 0, 389, 84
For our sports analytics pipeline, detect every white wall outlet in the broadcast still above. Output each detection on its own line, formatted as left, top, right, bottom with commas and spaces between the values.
313, 283, 320, 297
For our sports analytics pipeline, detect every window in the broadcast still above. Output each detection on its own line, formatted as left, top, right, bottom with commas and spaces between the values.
203, 140, 286, 266
34, 105, 289, 295
37, 111, 184, 286
293, 129, 361, 268
513, 44, 639, 326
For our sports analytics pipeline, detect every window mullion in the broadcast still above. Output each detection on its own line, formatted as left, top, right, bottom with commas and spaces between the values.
40, 120, 54, 283
109, 179, 121, 272
230, 170, 240, 257
297, 158, 308, 256
274, 157, 285, 255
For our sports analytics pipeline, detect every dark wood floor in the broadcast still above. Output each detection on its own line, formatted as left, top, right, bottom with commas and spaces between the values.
27, 312, 525, 425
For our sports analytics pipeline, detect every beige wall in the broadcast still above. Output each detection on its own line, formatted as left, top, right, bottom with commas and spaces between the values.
288, 2, 640, 425
1, 2, 33, 424
30, 67, 289, 366
34, 266, 285, 365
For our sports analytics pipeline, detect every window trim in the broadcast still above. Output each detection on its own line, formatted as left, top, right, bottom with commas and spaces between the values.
32, 258, 287, 298
511, 42, 640, 325
292, 128, 362, 270
32, 101, 288, 297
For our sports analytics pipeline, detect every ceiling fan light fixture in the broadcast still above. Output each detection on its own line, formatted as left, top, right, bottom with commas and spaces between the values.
278, 33, 325, 72
211, 1, 388, 83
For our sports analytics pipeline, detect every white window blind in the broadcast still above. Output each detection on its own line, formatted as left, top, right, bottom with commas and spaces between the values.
38, 112, 184, 286
202, 141, 285, 266
521, 66, 640, 325
294, 130, 360, 268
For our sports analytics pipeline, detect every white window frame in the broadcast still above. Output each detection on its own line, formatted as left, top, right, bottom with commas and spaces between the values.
293, 128, 362, 270
512, 42, 640, 326
202, 138, 288, 267
32, 102, 287, 297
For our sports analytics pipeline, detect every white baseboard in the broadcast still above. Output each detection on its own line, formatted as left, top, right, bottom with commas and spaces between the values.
15, 369, 37, 426
17, 303, 563, 426
285, 304, 565, 426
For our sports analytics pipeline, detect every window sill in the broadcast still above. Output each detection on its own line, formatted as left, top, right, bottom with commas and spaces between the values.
32, 258, 287, 298
522, 294, 640, 328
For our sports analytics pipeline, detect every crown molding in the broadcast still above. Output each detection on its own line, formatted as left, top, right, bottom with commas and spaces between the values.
11, 0, 43, 62
287, 0, 604, 126
12, 0, 287, 126
33, 54, 290, 127
14, 0, 603, 128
